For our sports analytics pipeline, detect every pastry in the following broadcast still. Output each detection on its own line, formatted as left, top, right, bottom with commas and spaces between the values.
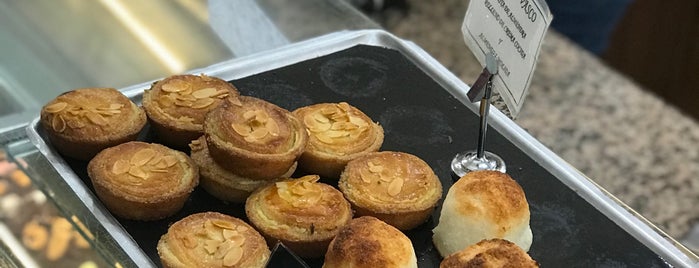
292, 102, 383, 179
323, 216, 417, 268
440, 239, 539, 268
204, 96, 308, 179
157, 212, 270, 268
189, 136, 295, 203
432, 171, 532, 257
245, 175, 352, 258
143, 74, 239, 149
338, 151, 442, 230
40, 88, 146, 160
87, 141, 198, 220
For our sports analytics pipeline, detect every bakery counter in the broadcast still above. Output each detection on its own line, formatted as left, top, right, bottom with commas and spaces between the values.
3, 30, 698, 267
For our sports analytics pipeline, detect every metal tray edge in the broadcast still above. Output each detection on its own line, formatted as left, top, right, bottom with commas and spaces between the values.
24, 29, 698, 267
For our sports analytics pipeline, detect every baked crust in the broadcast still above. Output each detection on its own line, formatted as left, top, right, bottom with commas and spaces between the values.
157, 212, 270, 268
323, 216, 417, 268
292, 102, 383, 179
205, 96, 308, 179
40, 88, 146, 160
189, 136, 295, 203
432, 171, 532, 257
87, 141, 198, 220
143, 74, 240, 149
245, 175, 352, 258
440, 239, 539, 268
339, 151, 442, 230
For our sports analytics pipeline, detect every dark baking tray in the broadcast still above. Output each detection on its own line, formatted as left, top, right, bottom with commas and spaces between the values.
56, 44, 671, 267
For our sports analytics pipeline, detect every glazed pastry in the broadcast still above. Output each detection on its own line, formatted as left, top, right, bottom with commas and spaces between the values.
158, 212, 270, 268
87, 141, 198, 220
40, 88, 146, 160
440, 239, 539, 268
323, 216, 417, 268
292, 102, 383, 179
338, 151, 442, 230
189, 136, 294, 203
245, 175, 352, 258
432, 171, 532, 257
143, 74, 239, 149
204, 96, 308, 179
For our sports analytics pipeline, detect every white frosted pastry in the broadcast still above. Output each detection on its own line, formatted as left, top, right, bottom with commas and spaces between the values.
432, 171, 532, 257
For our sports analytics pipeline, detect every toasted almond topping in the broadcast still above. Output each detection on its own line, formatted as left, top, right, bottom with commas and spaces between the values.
174, 100, 193, 107
222, 247, 243, 266
249, 127, 268, 139
109, 103, 124, 110
222, 229, 238, 240
359, 168, 374, 183
368, 163, 383, 173
326, 130, 348, 138
232, 123, 252, 136
212, 220, 236, 230
315, 133, 334, 144
228, 97, 242, 106
255, 110, 269, 121
265, 120, 279, 136
313, 113, 330, 123
191, 98, 215, 109
181, 236, 198, 249
128, 166, 148, 179
204, 240, 219, 254
85, 112, 108, 126
228, 233, 245, 247
387, 177, 404, 196
161, 79, 189, 92
205, 220, 224, 241
158, 95, 175, 108
320, 106, 337, 115
67, 120, 85, 129
162, 155, 178, 168
215, 240, 234, 259
243, 110, 257, 120
338, 102, 351, 111
147, 155, 163, 166
131, 149, 156, 166
192, 87, 218, 99
235, 225, 248, 232
52, 115, 66, 132
112, 160, 130, 175
349, 116, 369, 127
176, 94, 197, 102
45, 102, 68, 113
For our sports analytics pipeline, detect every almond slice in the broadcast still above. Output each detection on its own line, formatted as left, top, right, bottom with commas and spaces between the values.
320, 106, 338, 115
191, 98, 215, 109
338, 102, 351, 111
349, 116, 369, 127
128, 166, 148, 179
255, 110, 269, 121
204, 240, 220, 254
235, 225, 248, 232
387, 177, 404, 196
158, 95, 175, 108
174, 100, 192, 107
368, 163, 383, 173
109, 103, 124, 110
131, 149, 156, 166
162, 155, 178, 168
215, 240, 234, 259
181, 236, 198, 249
52, 115, 66, 132
212, 220, 236, 230
222, 247, 243, 266
112, 160, 130, 175
249, 127, 268, 139
161, 79, 189, 92
243, 110, 257, 120
228, 233, 245, 247
315, 133, 334, 144
85, 112, 108, 126
228, 97, 243, 106
313, 113, 330, 123
45, 102, 68, 113
205, 221, 224, 241
192, 87, 218, 99
359, 168, 374, 183
232, 123, 252, 136
222, 229, 238, 240
266, 120, 279, 136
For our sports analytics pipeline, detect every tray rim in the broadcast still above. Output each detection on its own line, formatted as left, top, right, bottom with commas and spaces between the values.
24, 29, 698, 267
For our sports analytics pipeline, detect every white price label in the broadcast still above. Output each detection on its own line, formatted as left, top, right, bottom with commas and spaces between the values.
462, 0, 552, 117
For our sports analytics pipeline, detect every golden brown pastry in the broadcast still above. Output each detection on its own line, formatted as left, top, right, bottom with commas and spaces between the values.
440, 239, 539, 268
157, 212, 270, 268
323, 216, 417, 268
245, 175, 352, 258
292, 102, 383, 179
40, 88, 146, 160
87, 141, 198, 220
204, 96, 308, 179
432, 171, 532, 257
338, 151, 442, 230
189, 136, 294, 203
143, 74, 239, 149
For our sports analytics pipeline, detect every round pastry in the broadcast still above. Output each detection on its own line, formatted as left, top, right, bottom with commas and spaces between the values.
143, 74, 239, 149
189, 136, 295, 203
245, 175, 352, 258
323, 216, 417, 268
338, 151, 442, 230
432, 170, 532, 257
157, 212, 270, 268
440, 239, 539, 268
204, 96, 308, 179
292, 102, 383, 179
40, 88, 146, 161
87, 141, 198, 220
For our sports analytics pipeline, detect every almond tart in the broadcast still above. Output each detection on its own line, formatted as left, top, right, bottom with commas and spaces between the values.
323, 216, 417, 268
87, 141, 198, 220
292, 102, 383, 179
189, 136, 296, 203
157, 212, 270, 268
245, 175, 352, 258
143, 74, 239, 149
40, 88, 146, 161
204, 96, 308, 179
339, 151, 442, 231
440, 239, 539, 268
